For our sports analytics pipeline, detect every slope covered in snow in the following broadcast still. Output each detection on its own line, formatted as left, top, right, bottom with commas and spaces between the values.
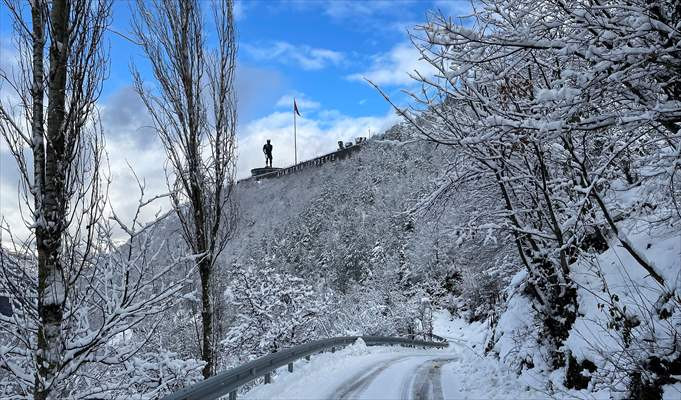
488, 193, 681, 399
223, 128, 680, 400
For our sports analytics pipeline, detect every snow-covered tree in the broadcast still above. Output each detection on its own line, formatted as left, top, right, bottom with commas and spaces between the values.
222, 253, 328, 364
0, 0, 112, 397
132, 0, 238, 378
375, 0, 680, 394
0, 1, 205, 397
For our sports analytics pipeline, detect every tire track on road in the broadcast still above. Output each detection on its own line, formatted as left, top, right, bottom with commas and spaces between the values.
401, 357, 457, 400
329, 355, 417, 399
329, 355, 458, 400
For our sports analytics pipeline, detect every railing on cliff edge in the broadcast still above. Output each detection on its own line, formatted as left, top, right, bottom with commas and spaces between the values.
238, 141, 365, 183
163, 334, 448, 400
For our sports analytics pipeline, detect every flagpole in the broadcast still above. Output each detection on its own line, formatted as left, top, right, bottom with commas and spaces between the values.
294, 101, 298, 165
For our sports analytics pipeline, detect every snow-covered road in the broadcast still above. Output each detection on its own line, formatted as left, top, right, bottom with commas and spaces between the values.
327, 354, 456, 400
243, 345, 540, 399
243, 313, 544, 399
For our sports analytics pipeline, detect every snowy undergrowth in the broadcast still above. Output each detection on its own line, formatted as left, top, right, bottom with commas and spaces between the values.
433, 311, 549, 399
489, 221, 680, 399
432, 309, 489, 352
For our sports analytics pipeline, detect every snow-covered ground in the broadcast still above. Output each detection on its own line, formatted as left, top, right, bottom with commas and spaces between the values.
242, 311, 543, 399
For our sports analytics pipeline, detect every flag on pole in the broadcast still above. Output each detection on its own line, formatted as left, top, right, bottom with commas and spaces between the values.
294, 99, 302, 117
293, 98, 299, 165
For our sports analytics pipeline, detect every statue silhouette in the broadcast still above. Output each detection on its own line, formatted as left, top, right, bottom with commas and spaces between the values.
263, 139, 273, 167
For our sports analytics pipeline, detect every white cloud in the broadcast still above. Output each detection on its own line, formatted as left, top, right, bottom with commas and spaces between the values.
275, 93, 320, 111
0, 151, 30, 242
242, 41, 344, 70
0, 85, 171, 242
235, 106, 399, 179
347, 42, 437, 87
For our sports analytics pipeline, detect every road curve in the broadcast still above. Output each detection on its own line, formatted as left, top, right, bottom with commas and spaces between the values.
328, 354, 457, 400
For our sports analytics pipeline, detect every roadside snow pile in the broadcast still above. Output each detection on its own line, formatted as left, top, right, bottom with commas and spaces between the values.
347, 338, 369, 356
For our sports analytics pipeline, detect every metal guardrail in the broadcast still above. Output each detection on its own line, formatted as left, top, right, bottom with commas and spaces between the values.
163, 335, 448, 400
429, 332, 446, 342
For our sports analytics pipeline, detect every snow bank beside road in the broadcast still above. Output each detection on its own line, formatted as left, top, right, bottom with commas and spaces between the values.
484, 220, 680, 398
433, 311, 543, 399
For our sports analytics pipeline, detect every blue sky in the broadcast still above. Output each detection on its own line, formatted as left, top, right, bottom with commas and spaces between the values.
98, 0, 469, 121
0, 0, 472, 237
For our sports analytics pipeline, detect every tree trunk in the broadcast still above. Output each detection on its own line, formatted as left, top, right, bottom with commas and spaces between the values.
189, 165, 215, 378
131, 0, 237, 379
199, 256, 214, 378
35, 1, 70, 398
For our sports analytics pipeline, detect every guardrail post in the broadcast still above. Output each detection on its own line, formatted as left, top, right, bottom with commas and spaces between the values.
331, 346, 335, 353
264, 373, 271, 384
229, 391, 237, 400
288, 362, 293, 373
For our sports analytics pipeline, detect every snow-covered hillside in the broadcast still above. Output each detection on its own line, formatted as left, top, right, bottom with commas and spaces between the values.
214, 128, 474, 366
487, 213, 680, 398
222, 127, 680, 400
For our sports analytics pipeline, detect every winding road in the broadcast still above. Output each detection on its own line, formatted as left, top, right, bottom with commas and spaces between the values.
243, 317, 543, 400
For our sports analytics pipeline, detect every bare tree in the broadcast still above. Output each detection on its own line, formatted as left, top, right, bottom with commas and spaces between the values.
0, 0, 110, 397
132, 0, 238, 378
0, 1, 201, 397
